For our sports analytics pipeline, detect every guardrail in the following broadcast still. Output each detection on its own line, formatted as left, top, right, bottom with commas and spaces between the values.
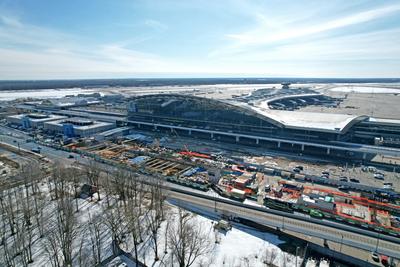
168, 187, 400, 259
168, 186, 400, 245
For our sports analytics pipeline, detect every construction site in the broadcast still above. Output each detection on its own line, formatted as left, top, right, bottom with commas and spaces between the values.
53, 129, 400, 240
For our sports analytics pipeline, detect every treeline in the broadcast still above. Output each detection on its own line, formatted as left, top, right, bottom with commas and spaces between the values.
1, 78, 400, 91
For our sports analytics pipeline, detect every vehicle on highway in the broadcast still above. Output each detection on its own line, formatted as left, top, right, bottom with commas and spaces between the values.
31, 148, 41, 154
371, 252, 380, 262
338, 185, 349, 192
292, 167, 301, 173
383, 183, 393, 190
309, 209, 324, 218
349, 178, 360, 183
296, 165, 304, 171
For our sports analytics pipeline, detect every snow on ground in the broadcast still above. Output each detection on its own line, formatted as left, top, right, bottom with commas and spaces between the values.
329, 86, 400, 94
212, 224, 294, 267
0, 88, 104, 101
2, 179, 299, 267
163, 200, 301, 267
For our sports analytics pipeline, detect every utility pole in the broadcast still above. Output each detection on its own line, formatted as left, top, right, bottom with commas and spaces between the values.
339, 234, 343, 253
375, 233, 380, 252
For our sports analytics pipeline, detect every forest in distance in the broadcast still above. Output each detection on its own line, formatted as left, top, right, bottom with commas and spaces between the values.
1, 77, 400, 91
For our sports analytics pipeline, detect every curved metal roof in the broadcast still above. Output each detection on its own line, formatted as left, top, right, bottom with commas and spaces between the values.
129, 94, 368, 133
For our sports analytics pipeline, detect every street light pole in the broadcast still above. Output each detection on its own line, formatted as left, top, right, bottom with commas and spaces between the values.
295, 246, 299, 267
339, 234, 343, 253
375, 233, 380, 252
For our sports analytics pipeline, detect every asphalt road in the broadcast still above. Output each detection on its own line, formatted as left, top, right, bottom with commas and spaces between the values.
0, 125, 83, 165
169, 189, 400, 259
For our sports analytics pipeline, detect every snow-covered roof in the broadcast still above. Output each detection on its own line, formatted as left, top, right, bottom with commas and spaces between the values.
368, 117, 400, 125
7, 113, 67, 122
251, 108, 367, 133
219, 99, 367, 133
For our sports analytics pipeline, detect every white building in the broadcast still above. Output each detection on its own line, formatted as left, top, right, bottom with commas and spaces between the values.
43, 117, 115, 137
6, 113, 67, 128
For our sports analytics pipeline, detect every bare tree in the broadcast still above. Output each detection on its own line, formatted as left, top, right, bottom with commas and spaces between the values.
87, 213, 104, 265
145, 209, 162, 262
32, 190, 46, 238
71, 167, 83, 212
2, 189, 17, 236
146, 179, 167, 262
126, 196, 144, 266
55, 196, 77, 266
49, 162, 71, 200
103, 170, 113, 208
43, 229, 61, 267
163, 216, 170, 255
19, 189, 34, 264
112, 168, 129, 208
263, 247, 278, 266
103, 205, 124, 252
168, 208, 213, 267
85, 160, 101, 201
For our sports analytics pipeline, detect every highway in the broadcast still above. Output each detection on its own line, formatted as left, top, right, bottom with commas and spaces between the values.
168, 188, 400, 259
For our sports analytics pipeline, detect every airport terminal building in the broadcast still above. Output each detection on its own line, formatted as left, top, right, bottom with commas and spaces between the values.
126, 94, 400, 159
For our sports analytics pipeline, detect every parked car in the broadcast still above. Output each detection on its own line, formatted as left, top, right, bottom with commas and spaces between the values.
367, 166, 377, 172
350, 178, 360, 183
31, 148, 41, 154
374, 173, 385, 180
296, 165, 304, 171
338, 185, 349, 192
292, 167, 301, 173
339, 176, 348, 182
68, 154, 74, 159
383, 183, 393, 190
371, 252, 380, 263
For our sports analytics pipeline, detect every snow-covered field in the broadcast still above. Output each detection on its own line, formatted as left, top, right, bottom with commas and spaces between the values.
329, 86, 400, 94
0, 88, 102, 101
136, 204, 300, 267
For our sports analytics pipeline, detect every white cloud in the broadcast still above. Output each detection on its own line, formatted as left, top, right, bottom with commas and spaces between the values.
0, 14, 22, 28
0, 14, 174, 79
210, 3, 400, 57
144, 19, 168, 31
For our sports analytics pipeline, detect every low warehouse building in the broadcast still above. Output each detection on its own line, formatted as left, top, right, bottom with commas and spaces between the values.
43, 117, 114, 137
6, 113, 67, 128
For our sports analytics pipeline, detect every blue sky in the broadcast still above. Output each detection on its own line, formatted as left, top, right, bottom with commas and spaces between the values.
0, 0, 399, 79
